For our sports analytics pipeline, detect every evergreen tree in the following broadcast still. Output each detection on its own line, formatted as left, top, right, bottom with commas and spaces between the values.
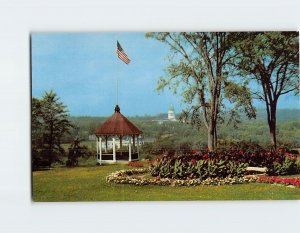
32, 91, 73, 167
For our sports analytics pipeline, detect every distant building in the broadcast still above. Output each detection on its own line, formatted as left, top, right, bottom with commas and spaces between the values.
168, 105, 176, 121
153, 105, 178, 124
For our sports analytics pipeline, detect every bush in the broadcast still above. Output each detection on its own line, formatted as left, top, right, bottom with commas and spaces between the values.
66, 138, 91, 167
32, 148, 64, 169
267, 155, 298, 176
217, 140, 265, 152
150, 148, 300, 177
150, 155, 248, 180
140, 142, 164, 160
296, 157, 300, 173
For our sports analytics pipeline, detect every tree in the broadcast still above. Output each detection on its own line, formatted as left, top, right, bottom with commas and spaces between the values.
66, 137, 91, 167
146, 32, 256, 151
234, 32, 299, 148
32, 97, 44, 164
32, 91, 73, 166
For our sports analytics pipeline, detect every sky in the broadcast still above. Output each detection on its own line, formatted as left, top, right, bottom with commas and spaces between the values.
31, 32, 299, 116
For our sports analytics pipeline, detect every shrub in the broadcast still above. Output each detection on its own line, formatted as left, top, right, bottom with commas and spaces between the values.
150, 155, 248, 180
66, 138, 91, 167
267, 155, 298, 176
152, 148, 300, 176
296, 157, 300, 173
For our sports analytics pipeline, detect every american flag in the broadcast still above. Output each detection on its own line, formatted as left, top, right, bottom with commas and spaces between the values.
116, 41, 130, 64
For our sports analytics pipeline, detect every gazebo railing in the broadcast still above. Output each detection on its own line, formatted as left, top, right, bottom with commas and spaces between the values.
100, 152, 138, 161
96, 134, 141, 163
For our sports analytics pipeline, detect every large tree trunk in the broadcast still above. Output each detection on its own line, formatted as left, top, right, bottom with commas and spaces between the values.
207, 128, 215, 151
268, 103, 277, 149
269, 121, 277, 149
208, 117, 217, 151
213, 127, 217, 149
205, 100, 218, 151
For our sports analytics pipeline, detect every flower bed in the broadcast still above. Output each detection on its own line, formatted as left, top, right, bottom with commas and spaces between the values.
106, 168, 258, 186
150, 155, 248, 179
127, 161, 144, 167
152, 148, 300, 176
257, 176, 300, 187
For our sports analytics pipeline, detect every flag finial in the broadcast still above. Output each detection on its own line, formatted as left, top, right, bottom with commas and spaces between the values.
115, 105, 120, 113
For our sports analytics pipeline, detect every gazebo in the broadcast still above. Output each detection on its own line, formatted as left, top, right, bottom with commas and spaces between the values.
95, 105, 143, 164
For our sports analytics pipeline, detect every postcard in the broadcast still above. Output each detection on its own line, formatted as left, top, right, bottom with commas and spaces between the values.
31, 32, 300, 201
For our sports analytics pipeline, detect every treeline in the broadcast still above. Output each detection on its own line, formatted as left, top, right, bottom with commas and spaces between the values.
64, 109, 300, 149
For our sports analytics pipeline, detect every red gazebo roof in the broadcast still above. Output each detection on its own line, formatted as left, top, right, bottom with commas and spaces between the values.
95, 105, 142, 136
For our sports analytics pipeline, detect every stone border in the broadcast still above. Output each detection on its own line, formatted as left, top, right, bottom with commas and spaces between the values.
106, 168, 258, 186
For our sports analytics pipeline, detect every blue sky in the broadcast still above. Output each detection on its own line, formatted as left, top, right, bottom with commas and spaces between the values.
31, 32, 299, 116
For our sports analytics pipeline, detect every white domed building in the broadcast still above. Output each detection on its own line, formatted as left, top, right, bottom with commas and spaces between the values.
168, 105, 176, 121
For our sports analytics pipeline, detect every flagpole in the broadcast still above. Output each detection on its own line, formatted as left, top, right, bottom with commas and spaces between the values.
116, 61, 119, 105
115, 39, 130, 108
116, 37, 119, 106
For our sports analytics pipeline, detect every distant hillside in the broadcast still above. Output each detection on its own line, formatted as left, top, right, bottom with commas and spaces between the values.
252, 109, 300, 122
69, 109, 300, 125
64, 109, 300, 147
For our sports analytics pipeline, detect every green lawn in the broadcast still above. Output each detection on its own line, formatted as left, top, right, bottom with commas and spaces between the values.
32, 164, 300, 201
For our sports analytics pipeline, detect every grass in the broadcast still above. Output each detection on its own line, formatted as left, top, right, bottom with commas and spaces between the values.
32, 163, 300, 201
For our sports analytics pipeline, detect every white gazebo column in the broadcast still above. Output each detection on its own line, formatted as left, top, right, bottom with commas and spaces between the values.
96, 136, 99, 162
128, 136, 132, 161
99, 136, 102, 165
112, 137, 116, 162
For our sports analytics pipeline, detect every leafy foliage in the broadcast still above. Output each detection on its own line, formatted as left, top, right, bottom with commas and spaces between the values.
233, 32, 299, 148
146, 32, 256, 151
150, 153, 248, 180
32, 91, 73, 168
267, 155, 299, 176
150, 148, 299, 178
66, 138, 91, 167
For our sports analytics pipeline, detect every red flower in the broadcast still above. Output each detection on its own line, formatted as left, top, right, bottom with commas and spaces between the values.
203, 153, 208, 160
258, 176, 300, 187
285, 153, 296, 161
128, 161, 144, 167
191, 159, 197, 165
278, 148, 283, 153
